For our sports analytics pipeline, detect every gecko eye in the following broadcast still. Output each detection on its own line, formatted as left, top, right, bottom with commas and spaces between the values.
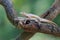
24, 19, 38, 25
25, 20, 30, 24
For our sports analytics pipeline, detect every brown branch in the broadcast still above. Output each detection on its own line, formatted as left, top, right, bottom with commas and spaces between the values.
40, 0, 60, 20
16, 32, 35, 40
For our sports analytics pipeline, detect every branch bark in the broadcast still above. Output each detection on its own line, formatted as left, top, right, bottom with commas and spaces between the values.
41, 0, 60, 20
16, 32, 35, 40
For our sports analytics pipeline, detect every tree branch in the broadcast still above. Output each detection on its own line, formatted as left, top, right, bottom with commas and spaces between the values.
41, 0, 60, 20
16, 32, 35, 40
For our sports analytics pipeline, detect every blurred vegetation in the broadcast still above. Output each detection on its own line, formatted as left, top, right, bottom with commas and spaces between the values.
0, 0, 60, 40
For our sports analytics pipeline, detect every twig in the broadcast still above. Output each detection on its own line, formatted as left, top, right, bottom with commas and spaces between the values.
41, 0, 60, 20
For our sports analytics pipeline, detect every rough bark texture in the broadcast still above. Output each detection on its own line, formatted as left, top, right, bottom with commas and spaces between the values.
41, 0, 60, 20
16, 32, 35, 40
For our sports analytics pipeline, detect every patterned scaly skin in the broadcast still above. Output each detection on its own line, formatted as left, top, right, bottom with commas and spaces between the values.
20, 12, 57, 27
16, 12, 58, 32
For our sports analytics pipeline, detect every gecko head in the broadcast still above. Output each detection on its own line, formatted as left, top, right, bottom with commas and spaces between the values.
18, 18, 38, 27
17, 16, 57, 33
17, 18, 40, 32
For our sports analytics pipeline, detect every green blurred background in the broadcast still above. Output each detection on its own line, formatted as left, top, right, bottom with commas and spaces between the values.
0, 0, 60, 40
